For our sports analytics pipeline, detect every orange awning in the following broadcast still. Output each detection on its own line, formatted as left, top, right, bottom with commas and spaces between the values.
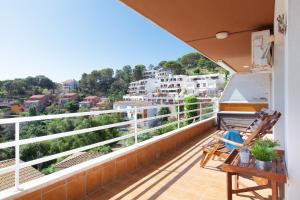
120, 0, 274, 72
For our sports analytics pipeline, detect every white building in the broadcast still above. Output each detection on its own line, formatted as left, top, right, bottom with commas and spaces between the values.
142, 70, 157, 79
125, 71, 225, 103
61, 79, 78, 93
113, 101, 157, 127
186, 74, 225, 96
128, 79, 160, 95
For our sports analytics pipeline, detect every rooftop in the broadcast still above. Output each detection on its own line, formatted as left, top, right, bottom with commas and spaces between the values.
63, 93, 78, 97
0, 159, 44, 191
55, 152, 103, 171
84, 96, 99, 100
28, 95, 46, 100
114, 101, 154, 107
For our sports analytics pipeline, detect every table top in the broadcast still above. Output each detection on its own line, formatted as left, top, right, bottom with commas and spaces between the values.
222, 149, 287, 183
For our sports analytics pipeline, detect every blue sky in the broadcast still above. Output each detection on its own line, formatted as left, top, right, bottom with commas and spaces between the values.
0, 0, 194, 82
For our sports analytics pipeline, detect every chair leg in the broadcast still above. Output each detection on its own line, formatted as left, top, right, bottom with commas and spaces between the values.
200, 150, 208, 167
200, 143, 223, 168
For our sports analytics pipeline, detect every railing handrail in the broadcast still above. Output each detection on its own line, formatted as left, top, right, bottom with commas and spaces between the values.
0, 100, 217, 191
0, 101, 213, 124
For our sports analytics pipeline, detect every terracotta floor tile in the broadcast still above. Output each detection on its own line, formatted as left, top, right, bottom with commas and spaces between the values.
85, 130, 271, 200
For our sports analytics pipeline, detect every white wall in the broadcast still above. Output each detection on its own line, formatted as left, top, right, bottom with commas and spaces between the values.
220, 73, 271, 103
272, 0, 286, 148
285, 0, 300, 198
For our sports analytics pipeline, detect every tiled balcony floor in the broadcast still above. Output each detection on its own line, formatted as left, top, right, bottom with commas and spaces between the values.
85, 130, 271, 200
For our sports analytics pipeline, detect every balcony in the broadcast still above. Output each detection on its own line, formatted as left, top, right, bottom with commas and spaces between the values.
0, 101, 218, 200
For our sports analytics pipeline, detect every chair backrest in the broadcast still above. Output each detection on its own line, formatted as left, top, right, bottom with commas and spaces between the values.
243, 111, 281, 145
247, 108, 276, 131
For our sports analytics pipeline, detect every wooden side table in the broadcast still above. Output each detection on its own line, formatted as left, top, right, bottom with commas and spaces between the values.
222, 149, 287, 200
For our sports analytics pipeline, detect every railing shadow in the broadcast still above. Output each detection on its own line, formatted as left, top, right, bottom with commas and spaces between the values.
92, 129, 217, 200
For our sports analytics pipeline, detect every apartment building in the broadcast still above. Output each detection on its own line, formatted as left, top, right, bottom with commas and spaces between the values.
113, 101, 157, 127
142, 70, 157, 79
128, 79, 160, 95
125, 71, 225, 104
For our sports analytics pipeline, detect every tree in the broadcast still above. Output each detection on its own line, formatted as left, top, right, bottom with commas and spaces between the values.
89, 145, 112, 154
158, 107, 171, 122
158, 61, 167, 67
35, 75, 56, 90
0, 75, 56, 98
29, 106, 37, 116
133, 65, 146, 81
163, 61, 186, 75
184, 96, 198, 124
64, 101, 79, 113
79, 68, 114, 96
180, 52, 203, 68
115, 65, 132, 84
193, 68, 200, 74
148, 64, 155, 70
108, 79, 128, 101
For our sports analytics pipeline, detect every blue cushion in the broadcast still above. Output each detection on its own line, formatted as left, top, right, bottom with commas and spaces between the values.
223, 130, 243, 150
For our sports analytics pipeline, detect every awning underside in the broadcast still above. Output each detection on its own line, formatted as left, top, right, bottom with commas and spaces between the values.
120, 0, 274, 72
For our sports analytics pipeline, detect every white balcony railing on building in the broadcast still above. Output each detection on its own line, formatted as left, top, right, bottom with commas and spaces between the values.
0, 100, 217, 192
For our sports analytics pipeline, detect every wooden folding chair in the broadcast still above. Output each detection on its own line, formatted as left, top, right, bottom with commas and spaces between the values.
200, 112, 281, 168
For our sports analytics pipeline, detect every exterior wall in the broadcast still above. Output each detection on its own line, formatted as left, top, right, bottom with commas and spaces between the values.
144, 79, 160, 94
285, 0, 300, 198
13, 118, 216, 200
272, 0, 286, 149
220, 73, 271, 104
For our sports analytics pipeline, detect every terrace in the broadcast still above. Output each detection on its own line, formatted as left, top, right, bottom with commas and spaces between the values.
1, 0, 299, 199
0, 101, 218, 200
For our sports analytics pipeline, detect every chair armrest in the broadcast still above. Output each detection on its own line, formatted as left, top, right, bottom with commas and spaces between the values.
213, 135, 243, 147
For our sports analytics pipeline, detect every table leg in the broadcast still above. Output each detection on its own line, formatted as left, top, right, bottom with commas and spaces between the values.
234, 175, 239, 190
278, 183, 285, 200
227, 172, 233, 200
271, 180, 278, 200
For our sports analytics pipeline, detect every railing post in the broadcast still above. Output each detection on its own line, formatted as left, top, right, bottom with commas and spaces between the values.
177, 101, 180, 129
134, 107, 138, 144
199, 102, 202, 121
15, 122, 20, 190
214, 99, 219, 115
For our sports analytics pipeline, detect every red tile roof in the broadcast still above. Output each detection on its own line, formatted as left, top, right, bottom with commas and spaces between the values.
0, 159, 44, 191
54, 152, 102, 170
84, 96, 99, 100
28, 95, 46, 100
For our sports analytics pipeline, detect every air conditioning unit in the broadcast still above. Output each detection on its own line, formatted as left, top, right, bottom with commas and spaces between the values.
251, 30, 273, 72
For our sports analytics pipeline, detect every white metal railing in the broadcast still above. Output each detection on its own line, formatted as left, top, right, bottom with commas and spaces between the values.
0, 100, 217, 191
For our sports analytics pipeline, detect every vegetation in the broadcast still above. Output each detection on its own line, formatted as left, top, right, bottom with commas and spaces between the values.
0, 114, 123, 171
0, 52, 228, 103
158, 107, 171, 122
133, 65, 146, 81
250, 138, 279, 161
0, 51, 228, 174
64, 101, 79, 113
0, 75, 56, 98
184, 96, 198, 124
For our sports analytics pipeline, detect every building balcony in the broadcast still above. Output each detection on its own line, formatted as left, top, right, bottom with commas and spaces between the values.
1, 116, 272, 200
0, 101, 221, 200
